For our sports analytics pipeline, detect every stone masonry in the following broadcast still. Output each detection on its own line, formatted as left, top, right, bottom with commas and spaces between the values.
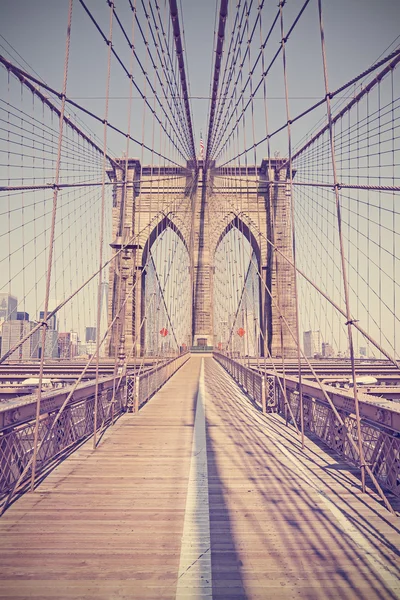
107, 158, 297, 358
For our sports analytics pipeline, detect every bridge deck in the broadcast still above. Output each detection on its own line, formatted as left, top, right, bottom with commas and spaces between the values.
0, 356, 399, 599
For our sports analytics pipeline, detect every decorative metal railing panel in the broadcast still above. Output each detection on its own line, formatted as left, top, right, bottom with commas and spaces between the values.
126, 352, 190, 412
275, 380, 400, 498
213, 352, 275, 413
214, 353, 400, 498
0, 352, 190, 507
0, 377, 126, 502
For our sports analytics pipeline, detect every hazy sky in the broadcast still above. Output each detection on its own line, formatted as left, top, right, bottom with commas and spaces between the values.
1, 0, 399, 158
0, 0, 399, 354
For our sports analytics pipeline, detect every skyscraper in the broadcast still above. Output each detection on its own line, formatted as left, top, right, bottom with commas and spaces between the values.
303, 330, 321, 358
17, 312, 29, 321
322, 342, 334, 358
43, 330, 59, 359
1, 320, 40, 360
58, 332, 71, 359
0, 293, 17, 323
86, 327, 96, 343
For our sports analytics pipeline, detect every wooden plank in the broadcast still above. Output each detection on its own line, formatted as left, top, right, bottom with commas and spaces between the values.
0, 357, 202, 599
0, 355, 399, 599
203, 358, 400, 600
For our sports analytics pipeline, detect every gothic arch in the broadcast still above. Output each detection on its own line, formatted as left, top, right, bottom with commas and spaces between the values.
141, 215, 189, 268
213, 215, 265, 354
213, 215, 261, 268
140, 216, 191, 353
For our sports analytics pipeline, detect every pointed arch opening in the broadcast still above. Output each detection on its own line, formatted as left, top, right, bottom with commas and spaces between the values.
213, 217, 264, 356
141, 217, 191, 356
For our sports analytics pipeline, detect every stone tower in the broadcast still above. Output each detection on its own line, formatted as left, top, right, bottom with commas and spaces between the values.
107, 158, 298, 359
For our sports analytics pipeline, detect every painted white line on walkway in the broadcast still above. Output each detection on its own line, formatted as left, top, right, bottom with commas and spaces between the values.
215, 359, 400, 596
176, 358, 212, 600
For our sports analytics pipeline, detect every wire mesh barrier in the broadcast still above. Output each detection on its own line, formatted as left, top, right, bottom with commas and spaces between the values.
0, 376, 126, 507
126, 352, 190, 412
214, 352, 400, 499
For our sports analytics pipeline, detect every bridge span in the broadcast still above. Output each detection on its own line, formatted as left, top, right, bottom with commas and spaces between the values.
0, 356, 399, 600
1, 1, 400, 597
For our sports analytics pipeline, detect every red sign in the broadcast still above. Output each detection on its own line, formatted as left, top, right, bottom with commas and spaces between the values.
217, 342, 223, 350
237, 328, 245, 337
160, 328, 168, 337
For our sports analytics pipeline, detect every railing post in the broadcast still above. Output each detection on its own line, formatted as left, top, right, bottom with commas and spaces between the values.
134, 376, 140, 414
261, 376, 266, 415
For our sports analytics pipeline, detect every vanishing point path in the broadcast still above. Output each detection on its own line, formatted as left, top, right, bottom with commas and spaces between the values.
0, 356, 399, 599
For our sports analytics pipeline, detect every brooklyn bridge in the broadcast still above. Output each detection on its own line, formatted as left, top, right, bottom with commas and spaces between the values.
0, 0, 399, 598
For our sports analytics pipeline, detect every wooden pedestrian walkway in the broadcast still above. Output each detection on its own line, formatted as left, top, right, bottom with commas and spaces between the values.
0, 356, 399, 599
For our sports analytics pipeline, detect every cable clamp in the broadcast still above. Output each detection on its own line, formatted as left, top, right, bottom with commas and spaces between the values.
39, 321, 49, 329
345, 319, 359, 326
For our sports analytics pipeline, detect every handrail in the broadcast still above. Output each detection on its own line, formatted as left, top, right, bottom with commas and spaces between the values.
0, 352, 191, 507
214, 352, 271, 414
126, 351, 190, 412
214, 352, 400, 498
0, 375, 126, 504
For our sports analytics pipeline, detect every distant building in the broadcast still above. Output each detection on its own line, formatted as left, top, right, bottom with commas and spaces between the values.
322, 342, 335, 358
70, 331, 78, 358
58, 331, 78, 359
85, 327, 96, 343
0, 293, 17, 323
36, 311, 58, 358
86, 341, 97, 356
42, 330, 59, 359
58, 332, 71, 359
17, 311, 29, 321
39, 310, 57, 331
1, 320, 40, 360
77, 341, 87, 356
304, 330, 321, 358
359, 346, 367, 358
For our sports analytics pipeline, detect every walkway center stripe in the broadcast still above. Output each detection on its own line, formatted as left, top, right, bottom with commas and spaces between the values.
176, 358, 212, 600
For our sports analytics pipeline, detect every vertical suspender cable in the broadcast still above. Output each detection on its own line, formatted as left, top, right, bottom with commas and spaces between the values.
169, 0, 196, 162
279, 1, 305, 447
317, 0, 366, 490
30, 0, 74, 492
93, 0, 114, 450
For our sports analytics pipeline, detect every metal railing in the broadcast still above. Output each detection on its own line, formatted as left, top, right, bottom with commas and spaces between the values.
0, 352, 190, 507
214, 352, 400, 498
0, 375, 126, 505
126, 351, 190, 412
190, 346, 214, 353
214, 352, 276, 413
